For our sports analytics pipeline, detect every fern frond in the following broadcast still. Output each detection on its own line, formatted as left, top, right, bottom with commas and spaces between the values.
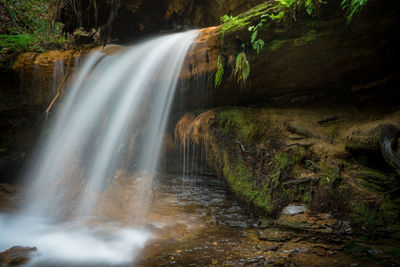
234, 52, 250, 84
214, 55, 224, 87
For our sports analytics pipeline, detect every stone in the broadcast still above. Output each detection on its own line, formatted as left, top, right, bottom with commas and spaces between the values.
0, 246, 37, 266
281, 204, 308, 215
224, 220, 248, 229
0, 183, 15, 193
258, 229, 293, 242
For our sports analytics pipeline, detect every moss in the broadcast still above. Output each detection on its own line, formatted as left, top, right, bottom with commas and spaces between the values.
360, 170, 388, 180
221, 152, 273, 213
216, 108, 258, 142
268, 39, 287, 51
328, 125, 339, 139
270, 152, 292, 188
219, 2, 276, 38
357, 170, 393, 192
352, 203, 378, 228
302, 190, 312, 205
295, 29, 318, 46
237, 123, 256, 140
351, 200, 400, 235
319, 162, 340, 185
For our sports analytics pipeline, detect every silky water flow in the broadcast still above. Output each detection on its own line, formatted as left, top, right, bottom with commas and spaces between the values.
0, 30, 198, 266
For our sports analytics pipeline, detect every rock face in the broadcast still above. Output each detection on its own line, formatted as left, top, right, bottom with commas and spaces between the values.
57, 0, 264, 41
177, 0, 400, 110
0, 50, 83, 182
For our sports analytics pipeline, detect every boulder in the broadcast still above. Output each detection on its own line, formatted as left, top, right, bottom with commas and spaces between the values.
0, 246, 37, 266
281, 204, 308, 215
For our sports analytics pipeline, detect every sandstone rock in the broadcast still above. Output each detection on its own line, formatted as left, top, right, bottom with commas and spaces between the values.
0, 246, 37, 266
0, 183, 15, 193
258, 229, 293, 242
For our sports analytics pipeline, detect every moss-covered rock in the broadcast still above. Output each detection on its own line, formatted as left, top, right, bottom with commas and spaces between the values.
174, 106, 400, 237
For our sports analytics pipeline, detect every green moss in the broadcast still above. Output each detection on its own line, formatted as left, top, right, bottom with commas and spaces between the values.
217, 108, 258, 142
352, 203, 378, 228
268, 39, 287, 51
360, 170, 388, 180
295, 29, 318, 46
302, 190, 312, 204
237, 123, 256, 140
351, 200, 400, 234
269, 153, 291, 188
319, 162, 340, 185
221, 152, 273, 213
219, 2, 276, 37
328, 125, 339, 139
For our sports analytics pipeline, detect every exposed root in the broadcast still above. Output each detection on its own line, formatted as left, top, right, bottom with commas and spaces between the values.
45, 50, 76, 114
378, 124, 400, 170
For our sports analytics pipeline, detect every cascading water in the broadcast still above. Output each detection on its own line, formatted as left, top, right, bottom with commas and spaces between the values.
0, 30, 198, 266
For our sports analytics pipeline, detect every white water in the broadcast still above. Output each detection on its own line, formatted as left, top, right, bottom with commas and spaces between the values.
0, 30, 197, 265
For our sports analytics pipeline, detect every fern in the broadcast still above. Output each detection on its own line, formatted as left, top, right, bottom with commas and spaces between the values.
214, 55, 224, 87
0, 34, 34, 52
305, 0, 315, 15
234, 52, 250, 84
341, 0, 369, 23
248, 14, 269, 54
252, 39, 265, 54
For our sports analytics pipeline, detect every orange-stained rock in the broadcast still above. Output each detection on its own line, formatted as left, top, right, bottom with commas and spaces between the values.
0, 246, 37, 266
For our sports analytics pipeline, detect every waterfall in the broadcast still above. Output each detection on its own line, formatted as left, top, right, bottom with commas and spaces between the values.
0, 30, 198, 265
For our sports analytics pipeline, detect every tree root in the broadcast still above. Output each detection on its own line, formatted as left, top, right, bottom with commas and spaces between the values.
45, 50, 76, 114
378, 124, 400, 171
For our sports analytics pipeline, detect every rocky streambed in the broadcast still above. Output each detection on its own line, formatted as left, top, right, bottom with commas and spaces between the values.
1, 173, 399, 266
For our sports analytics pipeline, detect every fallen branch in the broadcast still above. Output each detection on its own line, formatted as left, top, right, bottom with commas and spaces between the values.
282, 142, 314, 149
234, 139, 246, 153
45, 50, 76, 114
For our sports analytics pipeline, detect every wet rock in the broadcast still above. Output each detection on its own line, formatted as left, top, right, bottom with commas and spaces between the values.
0, 183, 15, 193
223, 220, 248, 229
258, 229, 293, 242
245, 255, 269, 265
281, 204, 308, 215
226, 205, 243, 213
258, 217, 274, 229
0, 246, 37, 266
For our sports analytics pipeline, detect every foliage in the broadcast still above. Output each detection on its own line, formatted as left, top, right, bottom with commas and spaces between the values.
0, 0, 69, 53
219, 14, 247, 43
248, 15, 268, 54
214, 55, 224, 87
234, 51, 250, 84
341, 0, 369, 23
0, 34, 33, 51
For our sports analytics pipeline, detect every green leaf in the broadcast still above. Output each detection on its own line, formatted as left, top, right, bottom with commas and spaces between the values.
253, 39, 265, 54
251, 31, 258, 43
214, 55, 224, 87
235, 52, 250, 84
